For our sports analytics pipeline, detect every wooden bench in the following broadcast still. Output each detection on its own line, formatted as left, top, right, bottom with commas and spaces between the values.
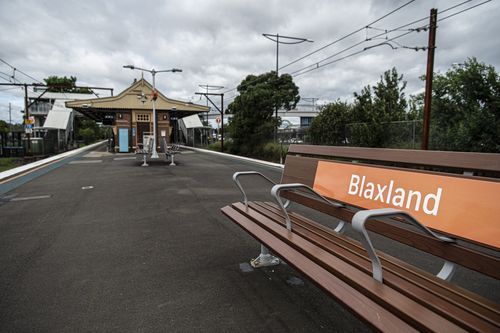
221, 145, 500, 332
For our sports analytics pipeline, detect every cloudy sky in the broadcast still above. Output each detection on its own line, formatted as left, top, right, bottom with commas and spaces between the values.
1, 0, 498, 123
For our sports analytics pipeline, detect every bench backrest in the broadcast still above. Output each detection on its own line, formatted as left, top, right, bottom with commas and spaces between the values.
281, 145, 500, 278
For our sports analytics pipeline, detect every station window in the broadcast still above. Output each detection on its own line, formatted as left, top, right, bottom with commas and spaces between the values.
300, 117, 313, 127
136, 114, 150, 122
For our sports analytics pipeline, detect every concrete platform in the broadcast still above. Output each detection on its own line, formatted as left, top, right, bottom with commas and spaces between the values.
0, 145, 498, 332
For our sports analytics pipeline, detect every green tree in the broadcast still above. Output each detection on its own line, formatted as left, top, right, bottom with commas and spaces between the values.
350, 67, 408, 147
0, 120, 22, 133
426, 58, 500, 152
309, 100, 351, 145
0, 120, 9, 133
44, 76, 92, 93
76, 117, 105, 144
227, 71, 300, 156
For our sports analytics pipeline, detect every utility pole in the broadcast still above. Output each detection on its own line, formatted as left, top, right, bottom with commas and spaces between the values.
24, 83, 31, 155
8, 102, 12, 130
421, 8, 437, 150
198, 84, 224, 145
195, 92, 224, 152
8, 102, 12, 146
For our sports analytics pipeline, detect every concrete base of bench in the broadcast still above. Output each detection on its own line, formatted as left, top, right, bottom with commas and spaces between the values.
250, 244, 280, 268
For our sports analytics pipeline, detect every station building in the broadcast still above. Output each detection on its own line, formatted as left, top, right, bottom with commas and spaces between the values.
66, 78, 208, 152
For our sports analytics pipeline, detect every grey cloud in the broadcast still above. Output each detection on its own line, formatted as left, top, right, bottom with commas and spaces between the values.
0, 0, 499, 122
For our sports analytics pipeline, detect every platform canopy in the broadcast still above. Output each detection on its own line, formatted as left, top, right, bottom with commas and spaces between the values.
43, 100, 72, 130
181, 114, 205, 129
65, 78, 209, 121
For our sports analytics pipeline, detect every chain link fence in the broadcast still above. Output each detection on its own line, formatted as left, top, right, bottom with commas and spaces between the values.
344, 120, 422, 149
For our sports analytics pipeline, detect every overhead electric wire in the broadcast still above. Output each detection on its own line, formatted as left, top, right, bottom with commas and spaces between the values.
292, 30, 413, 77
222, 0, 487, 99
0, 87, 21, 92
0, 58, 43, 84
0, 59, 46, 101
0, 72, 13, 82
438, 0, 491, 21
0, 70, 23, 84
288, 0, 477, 77
279, 0, 417, 71
222, 0, 418, 95
290, 0, 489, 78
287, 0, 473, 77
284, 0, 474, 76
289, 19, 424, 76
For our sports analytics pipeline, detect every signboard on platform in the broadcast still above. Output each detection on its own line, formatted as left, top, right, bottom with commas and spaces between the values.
313, 160, 500, 248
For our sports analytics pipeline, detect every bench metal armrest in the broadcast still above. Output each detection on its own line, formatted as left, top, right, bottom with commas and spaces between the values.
352, 208, 456, 283
232, 171, 289, 209
271, 183, 345, 233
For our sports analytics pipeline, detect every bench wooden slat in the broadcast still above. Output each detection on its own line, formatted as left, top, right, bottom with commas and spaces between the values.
228, 202, 469, 333
249, 201, 500, 331
221, 205, 422, 332
281, 190, 500, 280
257, 202, 500, 315
222, 205, 424, 333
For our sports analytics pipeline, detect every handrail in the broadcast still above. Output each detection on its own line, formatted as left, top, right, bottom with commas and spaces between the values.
352, 208, 455, 283
232, 171, 289, 209
271, 183, 345, 232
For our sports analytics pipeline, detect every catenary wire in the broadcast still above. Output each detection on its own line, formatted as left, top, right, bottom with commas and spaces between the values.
289, 0, 489, 78
222, 0, 487, 101
0, 58, 43, 84
279, 0, 417, 71
221, 0, 418, 95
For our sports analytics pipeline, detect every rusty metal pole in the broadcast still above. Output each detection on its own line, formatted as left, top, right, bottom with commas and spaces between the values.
24, 83, 31, 155
421, 8, 437, 150
220, 93, 224, 153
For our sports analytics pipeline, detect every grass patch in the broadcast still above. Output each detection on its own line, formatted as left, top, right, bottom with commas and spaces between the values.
0, 158, 23, 172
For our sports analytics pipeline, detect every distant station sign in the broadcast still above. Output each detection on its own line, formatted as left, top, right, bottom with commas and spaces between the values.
103, 113, 115, 125
25, 116, 35, 125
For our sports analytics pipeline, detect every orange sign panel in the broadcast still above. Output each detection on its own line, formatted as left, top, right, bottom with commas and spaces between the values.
313, 161, 500, 249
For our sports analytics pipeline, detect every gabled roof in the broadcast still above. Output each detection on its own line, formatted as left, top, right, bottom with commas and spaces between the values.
65, 78, 208, 113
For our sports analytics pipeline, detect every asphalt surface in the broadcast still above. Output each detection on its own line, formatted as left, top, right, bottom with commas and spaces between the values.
0, 145, 498, 332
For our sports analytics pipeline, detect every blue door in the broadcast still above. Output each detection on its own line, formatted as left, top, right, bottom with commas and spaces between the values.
119, 128, 129, 152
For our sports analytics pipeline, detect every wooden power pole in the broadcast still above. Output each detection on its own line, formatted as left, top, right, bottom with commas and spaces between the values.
421, 8, 438, 150
24, 83, 31, 155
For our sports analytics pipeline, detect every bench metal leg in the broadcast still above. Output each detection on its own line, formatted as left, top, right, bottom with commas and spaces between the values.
141, 154, 148, 167
250, 244, 280, 268
169, 153, 176, 166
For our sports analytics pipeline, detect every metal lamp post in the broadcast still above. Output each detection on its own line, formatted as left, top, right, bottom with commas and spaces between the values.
123, 65, 182, 158
262, 33, 313, 142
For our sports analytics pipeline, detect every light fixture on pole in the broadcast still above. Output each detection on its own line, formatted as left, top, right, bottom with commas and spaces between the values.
262, 33, 313, 142
123, 65, 182, 158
